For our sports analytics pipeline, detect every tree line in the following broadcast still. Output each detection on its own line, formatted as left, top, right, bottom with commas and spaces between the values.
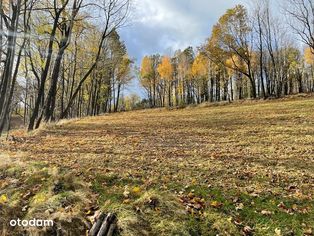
1, 0, 313, 136
139, 0, 314, 108
0, 0, 132, 136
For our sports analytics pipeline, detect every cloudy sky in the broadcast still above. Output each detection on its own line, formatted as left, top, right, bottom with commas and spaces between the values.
119, 0, 247, 95
119, 0, 248, 64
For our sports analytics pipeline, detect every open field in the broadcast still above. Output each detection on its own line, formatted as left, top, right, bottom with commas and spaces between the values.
1, 97, 314, 235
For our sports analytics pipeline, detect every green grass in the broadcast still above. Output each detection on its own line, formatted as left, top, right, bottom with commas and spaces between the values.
1, 96, 314, 235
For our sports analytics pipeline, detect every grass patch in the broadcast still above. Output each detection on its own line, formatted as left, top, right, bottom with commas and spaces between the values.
1, 97, 314, 235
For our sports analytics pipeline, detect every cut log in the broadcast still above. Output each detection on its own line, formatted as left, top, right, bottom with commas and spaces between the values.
97, 213, 117, 236
89, 212, 107, 236
89, 212, 117, 236
106, 223, 117, 236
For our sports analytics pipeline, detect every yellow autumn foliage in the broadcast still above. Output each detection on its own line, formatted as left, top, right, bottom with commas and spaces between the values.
140, 56, 153, 79
192, 54, 208, 78
304, 47, 314, 66
157, 56, 173, 81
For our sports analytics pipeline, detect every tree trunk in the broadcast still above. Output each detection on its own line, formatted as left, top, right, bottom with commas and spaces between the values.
28, 11, 62, 131
115, 83, 121, 112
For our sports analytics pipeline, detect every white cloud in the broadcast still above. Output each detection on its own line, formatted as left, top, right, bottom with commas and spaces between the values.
120, 0, 247, 96
121, 0, 246, 62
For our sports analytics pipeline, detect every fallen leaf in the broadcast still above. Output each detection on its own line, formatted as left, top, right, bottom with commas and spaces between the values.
123, 199, 131, 204
304, 228, 312, 235
275, 228, 282, 236
132, 186, 141, 194
123, 190, 130, 198
236, 203, 244, 210
22, 205, 28, 212
261, 210, 273, 216
0, 194, 8, 204
243, 225, 253, 235
187, 192, 195, 198
210, 200, 222, 208
291, 204, 298, 211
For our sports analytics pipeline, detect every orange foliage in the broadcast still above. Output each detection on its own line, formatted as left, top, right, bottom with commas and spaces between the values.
157, 56, 173, 81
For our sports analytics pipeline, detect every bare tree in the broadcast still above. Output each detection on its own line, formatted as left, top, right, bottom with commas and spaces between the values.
27, 0, 72, 130
43, 0, 83, 122
0, 0, 33, 135
285, 0, 314, 53
60, 0, 131, 119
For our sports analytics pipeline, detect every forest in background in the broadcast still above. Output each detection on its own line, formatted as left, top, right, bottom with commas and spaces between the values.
0, 0, 314, 136
139, 1, 314, 108
0, 0, 132, 136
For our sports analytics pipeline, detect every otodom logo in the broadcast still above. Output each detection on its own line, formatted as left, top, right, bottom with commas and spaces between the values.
9, 218, 54, 227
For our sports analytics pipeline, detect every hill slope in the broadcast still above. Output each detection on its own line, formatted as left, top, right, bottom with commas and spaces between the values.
1, 97, 314, 235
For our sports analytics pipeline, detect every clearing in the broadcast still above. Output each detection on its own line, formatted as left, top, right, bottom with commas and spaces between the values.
0, 97, 314, 235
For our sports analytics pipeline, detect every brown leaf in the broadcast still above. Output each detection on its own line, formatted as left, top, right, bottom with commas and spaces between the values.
243, 225, 253, 235
261, 210, 273, 216
210, 200, 222, 208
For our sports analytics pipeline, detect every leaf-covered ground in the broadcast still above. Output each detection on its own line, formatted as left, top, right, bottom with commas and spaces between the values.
1, 96, 314, 235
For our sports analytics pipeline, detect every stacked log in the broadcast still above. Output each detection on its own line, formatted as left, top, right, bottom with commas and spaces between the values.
89, 212, 117, 236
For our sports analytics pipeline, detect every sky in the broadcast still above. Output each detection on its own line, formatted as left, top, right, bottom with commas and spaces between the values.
120, 0, 247, 64
118, 0, 247, 96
